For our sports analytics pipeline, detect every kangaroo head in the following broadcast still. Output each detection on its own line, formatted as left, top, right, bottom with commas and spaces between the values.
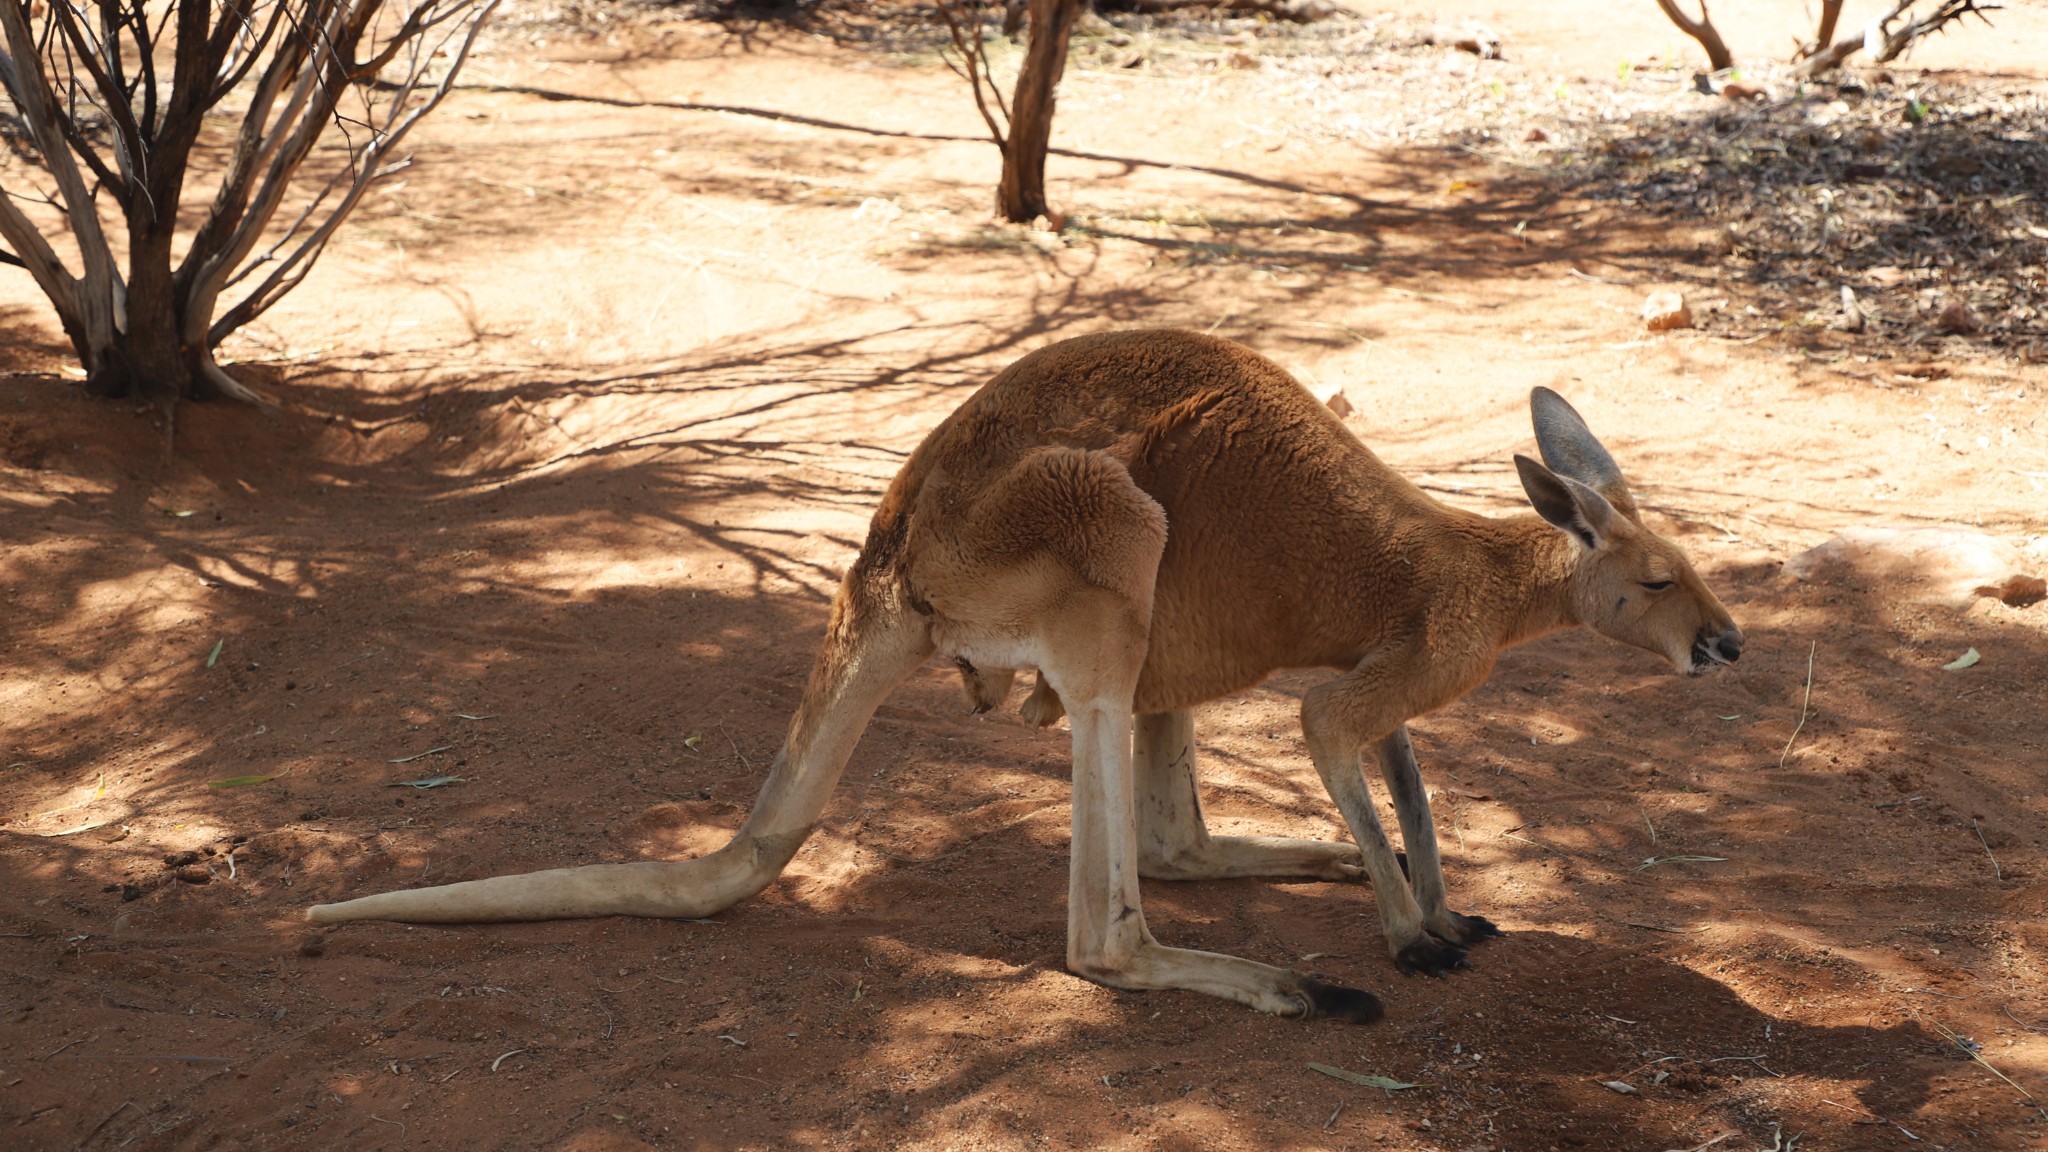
1513, 388, 1743, 676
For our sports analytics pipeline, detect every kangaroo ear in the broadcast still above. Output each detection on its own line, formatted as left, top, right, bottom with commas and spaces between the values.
1530, 387, 1637, 517
1515, 454, 1616, 551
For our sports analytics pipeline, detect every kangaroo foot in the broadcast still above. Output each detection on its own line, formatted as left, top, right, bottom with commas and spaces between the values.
1393, 934, 1473, 978
1429, 910, 1506, 946
1295, 977, 1384, 1024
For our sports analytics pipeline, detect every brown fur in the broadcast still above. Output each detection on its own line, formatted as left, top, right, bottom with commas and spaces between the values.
308, 329, 1740, 1024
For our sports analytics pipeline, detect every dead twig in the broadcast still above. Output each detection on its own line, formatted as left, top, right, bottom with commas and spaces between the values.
1566, 266, 1629, 285
2003, 1005, 2048, 1033
718, 725, 751, 771
1972, 818, 2002, 880
1659, 1133, 1737, 1152
78, 1099, 140, 1147
65, 1053, 232, 1063
1778, 641, 1816, 769
1928, 1018, 2041, 1115
1707, 1053, 1784, 1078
39, 1034, 97, 1060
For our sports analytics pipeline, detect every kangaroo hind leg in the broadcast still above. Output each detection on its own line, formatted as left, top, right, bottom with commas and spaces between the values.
943, 447, 1379, 1023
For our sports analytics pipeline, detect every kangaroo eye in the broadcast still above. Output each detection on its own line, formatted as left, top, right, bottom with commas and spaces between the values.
1640, 580, 1675, 592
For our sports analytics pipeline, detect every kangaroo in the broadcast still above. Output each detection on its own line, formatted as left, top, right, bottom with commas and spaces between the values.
308, 329, 1742, 1024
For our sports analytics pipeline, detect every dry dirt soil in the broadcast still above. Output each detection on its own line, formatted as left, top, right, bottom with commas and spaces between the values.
5, 3, 2048, 1150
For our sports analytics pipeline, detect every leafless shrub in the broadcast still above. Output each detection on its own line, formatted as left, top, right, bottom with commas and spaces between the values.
0, 0, 499, 407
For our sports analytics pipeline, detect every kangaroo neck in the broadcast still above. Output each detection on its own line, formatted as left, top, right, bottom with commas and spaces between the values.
1449, 512, 1582, 651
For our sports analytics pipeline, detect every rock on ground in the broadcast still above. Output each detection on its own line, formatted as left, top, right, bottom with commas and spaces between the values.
1642, 289, 1693, 332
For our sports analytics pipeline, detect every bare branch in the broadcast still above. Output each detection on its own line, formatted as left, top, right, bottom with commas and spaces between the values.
1801, 0, 1844, 58
179, 14, 321, 278
353, 0, 469, 79
1653, 0, 1734, 72
213, 1, 291, 102
0, 179, 84, 314
934, 0, 1009, 149
210, 0, 502, 340
139, 0, 176, 136
185, 0, 373, 289
1794, 0, 1998, 77
45, 0, 143, 192
0, 0, 124, 336
1875, 0, 2000, 62
198, 356, 275, 406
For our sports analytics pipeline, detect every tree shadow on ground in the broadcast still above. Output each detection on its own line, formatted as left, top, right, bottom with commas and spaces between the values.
0, 306, 71, 376
4, 324, 2044, 1146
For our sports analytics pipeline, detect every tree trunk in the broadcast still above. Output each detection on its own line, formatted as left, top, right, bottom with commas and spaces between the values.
996, 0, 1081, 224
1812, 0, 1844, 52
76, 213, 217, 402
80, 321, 209, 402
1653, 0, 1734, 72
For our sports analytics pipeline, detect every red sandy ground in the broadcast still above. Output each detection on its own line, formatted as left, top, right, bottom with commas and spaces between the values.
3, 3, 2047, 1150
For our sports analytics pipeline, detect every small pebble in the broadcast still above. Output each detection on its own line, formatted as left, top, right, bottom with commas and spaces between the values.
1642, 290, 1693, 332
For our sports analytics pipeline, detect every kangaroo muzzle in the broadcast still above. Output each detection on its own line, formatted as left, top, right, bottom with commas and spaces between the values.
1690, 624, 1744, 672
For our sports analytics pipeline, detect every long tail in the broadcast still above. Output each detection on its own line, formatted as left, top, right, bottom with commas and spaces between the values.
306, 568, 933, 924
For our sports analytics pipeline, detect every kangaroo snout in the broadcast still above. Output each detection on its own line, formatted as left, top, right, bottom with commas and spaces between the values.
1692, 624, 1744, 671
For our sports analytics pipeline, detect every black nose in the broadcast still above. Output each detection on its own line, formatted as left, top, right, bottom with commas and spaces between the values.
1712, 629, 1743, 663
